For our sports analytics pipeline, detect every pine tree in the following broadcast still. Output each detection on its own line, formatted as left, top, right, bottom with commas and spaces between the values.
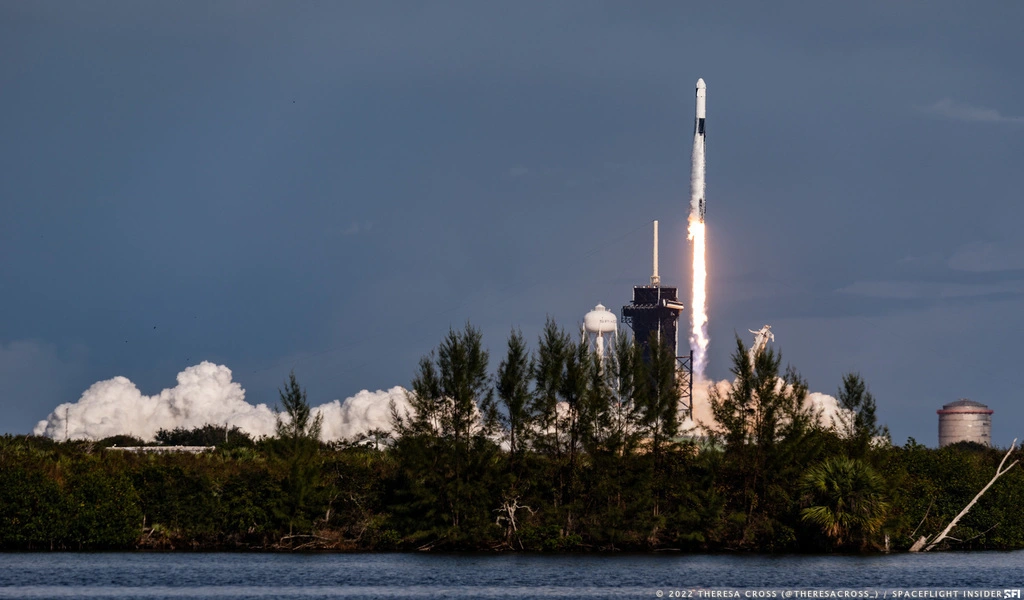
708, 336, 824, 549
835, 373, 890, 459
607, 330, 644, 456
636, 337, 681, 460
276, 371, 323, 442
273, 371, 324, 536
531, 318, 569, 457
496, 329, 533, 459
389, 323, 500, 543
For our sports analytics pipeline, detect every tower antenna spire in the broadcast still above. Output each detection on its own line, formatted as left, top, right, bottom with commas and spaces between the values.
651, 220, 660, 287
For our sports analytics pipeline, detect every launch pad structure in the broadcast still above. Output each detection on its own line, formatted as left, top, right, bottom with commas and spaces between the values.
620, 221, 694, 419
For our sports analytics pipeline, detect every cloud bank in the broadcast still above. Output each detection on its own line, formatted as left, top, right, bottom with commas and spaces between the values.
33, 362, 410, 443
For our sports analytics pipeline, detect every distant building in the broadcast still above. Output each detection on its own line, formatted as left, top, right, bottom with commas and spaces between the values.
937, 399, 992, 447
105, 446, 214, 454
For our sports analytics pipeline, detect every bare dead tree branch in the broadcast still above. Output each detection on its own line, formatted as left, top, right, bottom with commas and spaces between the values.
960, 523, 999, 544
910, 439, 1019, 552
909, 498, 934, 540
495, 497, 535, 550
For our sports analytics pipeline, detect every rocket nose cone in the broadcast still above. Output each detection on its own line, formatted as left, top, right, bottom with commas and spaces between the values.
696, 78, 706, 89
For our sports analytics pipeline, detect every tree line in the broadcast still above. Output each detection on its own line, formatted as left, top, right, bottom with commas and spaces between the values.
2, 320, 1022, 552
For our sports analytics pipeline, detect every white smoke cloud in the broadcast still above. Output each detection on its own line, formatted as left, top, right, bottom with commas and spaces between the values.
315, 387, 409, 441
807, 391, 843, 428
33, 362, 411, 443
682, 379, 846, 437
681, 325, 851, 437
33, 361, 851, 446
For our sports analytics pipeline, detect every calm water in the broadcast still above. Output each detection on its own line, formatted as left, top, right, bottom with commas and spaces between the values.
0, 552, 1021, 599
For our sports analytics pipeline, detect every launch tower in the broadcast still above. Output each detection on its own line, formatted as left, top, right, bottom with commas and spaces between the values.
621, 221, 693, 417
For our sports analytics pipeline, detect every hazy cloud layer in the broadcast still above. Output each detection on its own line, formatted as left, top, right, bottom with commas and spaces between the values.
920, 99, 1024, 124
949, 241, 1024, 273
838, 280, 1024, 300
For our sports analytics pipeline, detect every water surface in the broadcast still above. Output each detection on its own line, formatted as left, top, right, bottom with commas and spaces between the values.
1, 552, 1020, 599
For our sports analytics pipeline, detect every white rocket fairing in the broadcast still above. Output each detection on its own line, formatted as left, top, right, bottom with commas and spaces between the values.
695, 78, 706, 122
691, 78, 707, 222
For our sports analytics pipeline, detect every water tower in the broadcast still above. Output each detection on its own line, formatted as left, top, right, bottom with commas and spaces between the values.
938, 399, 993, 447
583, 303, 618, 361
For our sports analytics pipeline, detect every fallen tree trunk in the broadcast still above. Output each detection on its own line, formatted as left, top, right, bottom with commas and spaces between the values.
910, 439, 1019, 552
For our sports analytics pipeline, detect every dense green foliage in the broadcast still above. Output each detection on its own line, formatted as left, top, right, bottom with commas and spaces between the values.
800, 456, 889, 551
2, 324, 1023, 552
155, 424, 254, 449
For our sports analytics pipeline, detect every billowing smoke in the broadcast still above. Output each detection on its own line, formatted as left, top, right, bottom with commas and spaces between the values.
681, 325, 848, 436
683, 379, 846, 437
33, 362, 410, 443
315, 387, 409, 441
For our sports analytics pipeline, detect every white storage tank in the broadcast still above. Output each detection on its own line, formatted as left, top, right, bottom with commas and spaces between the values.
937, 399, 992, 447
583, 304, 617, 361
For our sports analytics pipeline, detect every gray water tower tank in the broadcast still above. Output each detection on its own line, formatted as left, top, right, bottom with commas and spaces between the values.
937, 399, 992, 447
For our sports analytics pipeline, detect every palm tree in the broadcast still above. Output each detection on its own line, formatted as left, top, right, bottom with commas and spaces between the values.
800, 456, 889, 550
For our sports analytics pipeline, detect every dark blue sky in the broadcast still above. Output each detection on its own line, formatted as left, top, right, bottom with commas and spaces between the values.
3, 2, 1023, 445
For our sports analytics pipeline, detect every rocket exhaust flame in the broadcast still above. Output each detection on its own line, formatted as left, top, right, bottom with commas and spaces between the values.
688, 218, 709, 378
689, 78, 709, 379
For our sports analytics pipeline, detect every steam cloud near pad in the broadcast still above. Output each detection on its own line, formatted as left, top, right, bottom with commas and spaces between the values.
684, 379, 844, 436
33, 362, 411, 442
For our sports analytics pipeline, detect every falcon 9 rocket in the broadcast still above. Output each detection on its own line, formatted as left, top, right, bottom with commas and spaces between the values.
688, 78, 709, 379
692, 78, 706, 222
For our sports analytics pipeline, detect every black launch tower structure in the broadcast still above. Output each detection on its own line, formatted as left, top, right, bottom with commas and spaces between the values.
621, 284, 693, 419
